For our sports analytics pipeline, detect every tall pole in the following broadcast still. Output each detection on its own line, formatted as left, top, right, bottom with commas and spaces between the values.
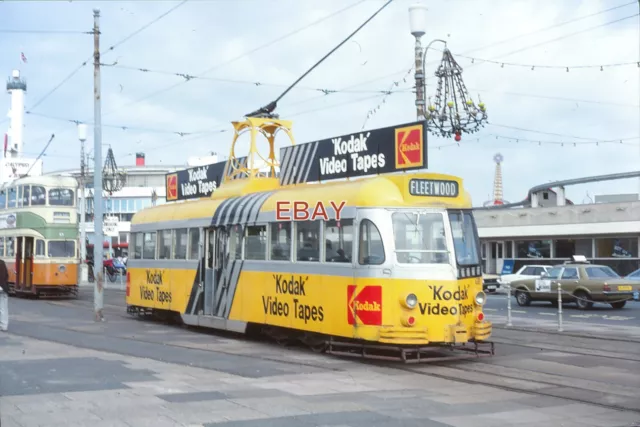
414, 36, 425, 120
79, 135, 87, 284
92, 8, 105, 321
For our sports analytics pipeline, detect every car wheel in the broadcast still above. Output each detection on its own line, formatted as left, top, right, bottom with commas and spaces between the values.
610, 301, 626, 309
515, 290, 531, 307
574, 291, 593, 310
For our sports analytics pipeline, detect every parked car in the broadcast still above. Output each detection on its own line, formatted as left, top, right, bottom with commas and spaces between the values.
482, 273, 500, 293
499, 265, 552, 286
509, 255, 636, 310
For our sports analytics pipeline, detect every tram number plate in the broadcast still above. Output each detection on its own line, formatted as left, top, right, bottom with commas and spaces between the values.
634, 291, 639, 301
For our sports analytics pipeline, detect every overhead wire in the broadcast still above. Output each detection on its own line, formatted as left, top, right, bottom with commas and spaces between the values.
100, 0, 368, 117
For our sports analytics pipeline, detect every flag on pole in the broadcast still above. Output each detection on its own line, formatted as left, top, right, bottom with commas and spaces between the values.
20, 52, 27, 63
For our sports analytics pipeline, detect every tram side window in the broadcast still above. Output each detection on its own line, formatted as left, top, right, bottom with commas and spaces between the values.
325, 219, 353, 263
31, 186, 46, 206
0, 190, 5, 209
17, 187, 23, 207
158, 230, 172, 259
188, 228, 200, 260
133, 233, 143, 259
359, 219, 385, 265
5, 237, 14, 257
22, 186, 30, 207
35, 239, 45, 257
49, 241, 75, 258
244, 225, 266, 260
173, 228, 188, 260
49, 188, 75, 206
142, 232, 156, 259
229, 224, 243, 260
8, 187, 16, 208
0, 237, 4, 257
270, 222, 291, 261
296, 221, 321, 262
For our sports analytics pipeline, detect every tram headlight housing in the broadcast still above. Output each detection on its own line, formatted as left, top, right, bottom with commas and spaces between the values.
475, 291, 486, 306
404, 293, 418, 309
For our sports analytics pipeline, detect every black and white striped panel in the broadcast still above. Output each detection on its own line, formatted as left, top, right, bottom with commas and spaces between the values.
211, 190, 275, 227
225, 156, 249, 181
279, 141, 319, 186
458, 265, 483, 279
212, 259, 244, 318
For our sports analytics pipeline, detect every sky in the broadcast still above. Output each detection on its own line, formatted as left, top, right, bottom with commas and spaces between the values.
0, 0, 639, 206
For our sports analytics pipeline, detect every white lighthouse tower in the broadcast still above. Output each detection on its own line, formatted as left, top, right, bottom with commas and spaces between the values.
2, 69, 42, 184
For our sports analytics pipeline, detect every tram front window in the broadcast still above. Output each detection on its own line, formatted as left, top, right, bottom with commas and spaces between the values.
448, 210, 480, 266
48, 240, 75, 258
391, 212, 449, 264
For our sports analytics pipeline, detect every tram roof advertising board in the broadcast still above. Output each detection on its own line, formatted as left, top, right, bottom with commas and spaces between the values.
166, 156, 249, 202
278, 120, 427, 185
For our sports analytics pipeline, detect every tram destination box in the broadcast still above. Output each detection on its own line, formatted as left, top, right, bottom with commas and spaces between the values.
279, 120, 427, 185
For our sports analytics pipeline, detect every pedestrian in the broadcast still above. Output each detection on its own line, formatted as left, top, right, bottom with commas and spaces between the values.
0, 258, 9, 331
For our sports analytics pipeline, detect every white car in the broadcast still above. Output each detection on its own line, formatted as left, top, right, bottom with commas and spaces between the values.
499, 265, 552, 286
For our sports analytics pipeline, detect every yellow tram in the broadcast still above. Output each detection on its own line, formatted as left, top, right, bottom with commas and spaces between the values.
0, 175, 79, 297
126, 118, 492, 361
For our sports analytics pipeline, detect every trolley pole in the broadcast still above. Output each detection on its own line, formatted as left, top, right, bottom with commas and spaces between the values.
92, 8, 105, 321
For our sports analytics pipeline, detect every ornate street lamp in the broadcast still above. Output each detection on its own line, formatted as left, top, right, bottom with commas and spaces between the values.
425, 49, 487, 140
409, 4, 487, 141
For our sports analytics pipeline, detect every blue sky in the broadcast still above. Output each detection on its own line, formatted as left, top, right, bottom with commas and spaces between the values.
0, 0, 638, 205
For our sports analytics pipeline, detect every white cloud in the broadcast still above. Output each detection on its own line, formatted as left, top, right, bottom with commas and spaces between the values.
0, 0, 638, 204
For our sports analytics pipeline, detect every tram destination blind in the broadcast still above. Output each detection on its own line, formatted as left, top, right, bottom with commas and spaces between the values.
409, 179, 459, 198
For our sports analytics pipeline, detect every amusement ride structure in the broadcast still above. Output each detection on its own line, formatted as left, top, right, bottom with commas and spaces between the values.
483, 153, 509, 207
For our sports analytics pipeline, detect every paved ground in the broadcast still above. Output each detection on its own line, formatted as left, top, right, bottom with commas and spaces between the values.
1, 289, 639, 427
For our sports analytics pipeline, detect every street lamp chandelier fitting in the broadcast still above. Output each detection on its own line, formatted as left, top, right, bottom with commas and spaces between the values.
102, 148, 126, 195
426, 48, 487, 139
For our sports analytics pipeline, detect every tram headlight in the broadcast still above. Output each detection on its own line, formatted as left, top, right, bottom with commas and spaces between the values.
58, 265, 66, 273
475, 291, 486, 306
405, 293, 418, 309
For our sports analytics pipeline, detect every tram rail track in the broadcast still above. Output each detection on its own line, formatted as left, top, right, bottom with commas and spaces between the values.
12, 294, 640, 416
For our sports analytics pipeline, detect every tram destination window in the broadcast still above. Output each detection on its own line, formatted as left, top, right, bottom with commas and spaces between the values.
244, 225, 267, 260
270, 222, 291, 261
173, 228, 188, 260
325, 219, 353, 263
449, 211, 480, 265
359, 219, 385, 265
48, 241, 75, 258
158, 230, 172, 259
188, 228, 200, 260
296, 221, 321, 262
392, 212, 449, 264
49, 188, 74, 206
142, 232, 156, 259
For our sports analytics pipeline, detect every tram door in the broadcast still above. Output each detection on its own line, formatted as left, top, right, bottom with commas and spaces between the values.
14, 237, 23, 291
22, 237, 34, 291
203, 228, 215, 316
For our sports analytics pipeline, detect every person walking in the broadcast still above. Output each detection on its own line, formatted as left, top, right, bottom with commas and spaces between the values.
0, 258, 9, 331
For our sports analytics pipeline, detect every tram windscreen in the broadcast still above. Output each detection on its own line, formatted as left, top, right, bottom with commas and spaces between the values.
391, 212, 449, 264
48, 241, 75, 258
448, 211, 480, 266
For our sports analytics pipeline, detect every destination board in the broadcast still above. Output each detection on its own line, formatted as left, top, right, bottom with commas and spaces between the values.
278, 121, 427, 185
409, 179, 459, 198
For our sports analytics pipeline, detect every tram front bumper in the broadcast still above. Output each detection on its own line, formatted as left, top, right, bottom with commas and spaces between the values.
377, 321, 492, 345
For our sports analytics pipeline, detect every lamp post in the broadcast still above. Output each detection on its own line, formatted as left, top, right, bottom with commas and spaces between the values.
408, 3, 427, 121
77, 124, 88, 284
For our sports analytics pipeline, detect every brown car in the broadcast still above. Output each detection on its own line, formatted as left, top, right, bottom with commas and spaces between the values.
509, 257, 636, 310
